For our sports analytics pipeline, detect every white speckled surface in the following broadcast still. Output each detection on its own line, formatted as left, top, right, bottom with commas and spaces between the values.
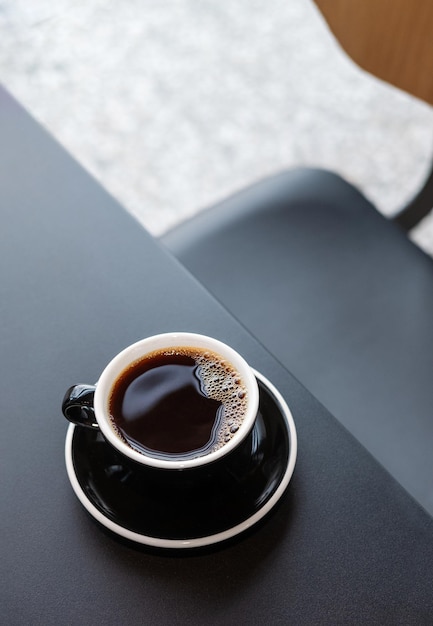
1, 0, 432, 252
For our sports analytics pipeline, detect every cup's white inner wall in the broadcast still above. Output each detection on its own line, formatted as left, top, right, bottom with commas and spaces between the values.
93, 333, 259, 469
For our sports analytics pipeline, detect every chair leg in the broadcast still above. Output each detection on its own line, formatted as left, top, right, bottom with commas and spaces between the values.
393, 159, 433, 231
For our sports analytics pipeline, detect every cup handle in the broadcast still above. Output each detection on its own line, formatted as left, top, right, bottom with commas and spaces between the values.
62, 384, 98, 429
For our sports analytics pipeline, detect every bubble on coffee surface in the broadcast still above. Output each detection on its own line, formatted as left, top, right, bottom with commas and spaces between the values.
163, 347, 248, 452
195, 350, 248, 451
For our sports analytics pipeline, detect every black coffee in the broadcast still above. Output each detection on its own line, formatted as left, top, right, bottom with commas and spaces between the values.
108, 347, 248, 460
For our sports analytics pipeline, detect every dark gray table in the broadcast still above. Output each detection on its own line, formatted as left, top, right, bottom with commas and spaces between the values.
1, 85, 432, 624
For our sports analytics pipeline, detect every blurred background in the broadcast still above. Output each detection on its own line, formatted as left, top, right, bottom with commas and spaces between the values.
1, 0, 433, 252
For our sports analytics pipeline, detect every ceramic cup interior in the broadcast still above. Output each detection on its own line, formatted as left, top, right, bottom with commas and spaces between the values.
91, 332, 259, 470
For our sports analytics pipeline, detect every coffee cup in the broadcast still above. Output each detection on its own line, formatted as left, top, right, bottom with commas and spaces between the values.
62, 332, 260, 470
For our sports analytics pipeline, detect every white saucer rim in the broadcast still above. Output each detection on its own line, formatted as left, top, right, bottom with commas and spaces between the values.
64, 368, 297, 549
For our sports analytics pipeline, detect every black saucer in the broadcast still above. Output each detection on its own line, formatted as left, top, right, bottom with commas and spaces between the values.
65, 370, 297, 549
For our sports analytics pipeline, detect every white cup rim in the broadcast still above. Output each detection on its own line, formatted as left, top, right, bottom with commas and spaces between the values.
94, 332, 259, 469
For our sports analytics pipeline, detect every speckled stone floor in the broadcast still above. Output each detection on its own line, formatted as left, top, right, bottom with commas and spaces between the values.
1, 0, 433, 253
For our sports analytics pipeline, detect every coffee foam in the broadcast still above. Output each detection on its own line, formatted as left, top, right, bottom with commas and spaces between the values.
152, 346, 248, 452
